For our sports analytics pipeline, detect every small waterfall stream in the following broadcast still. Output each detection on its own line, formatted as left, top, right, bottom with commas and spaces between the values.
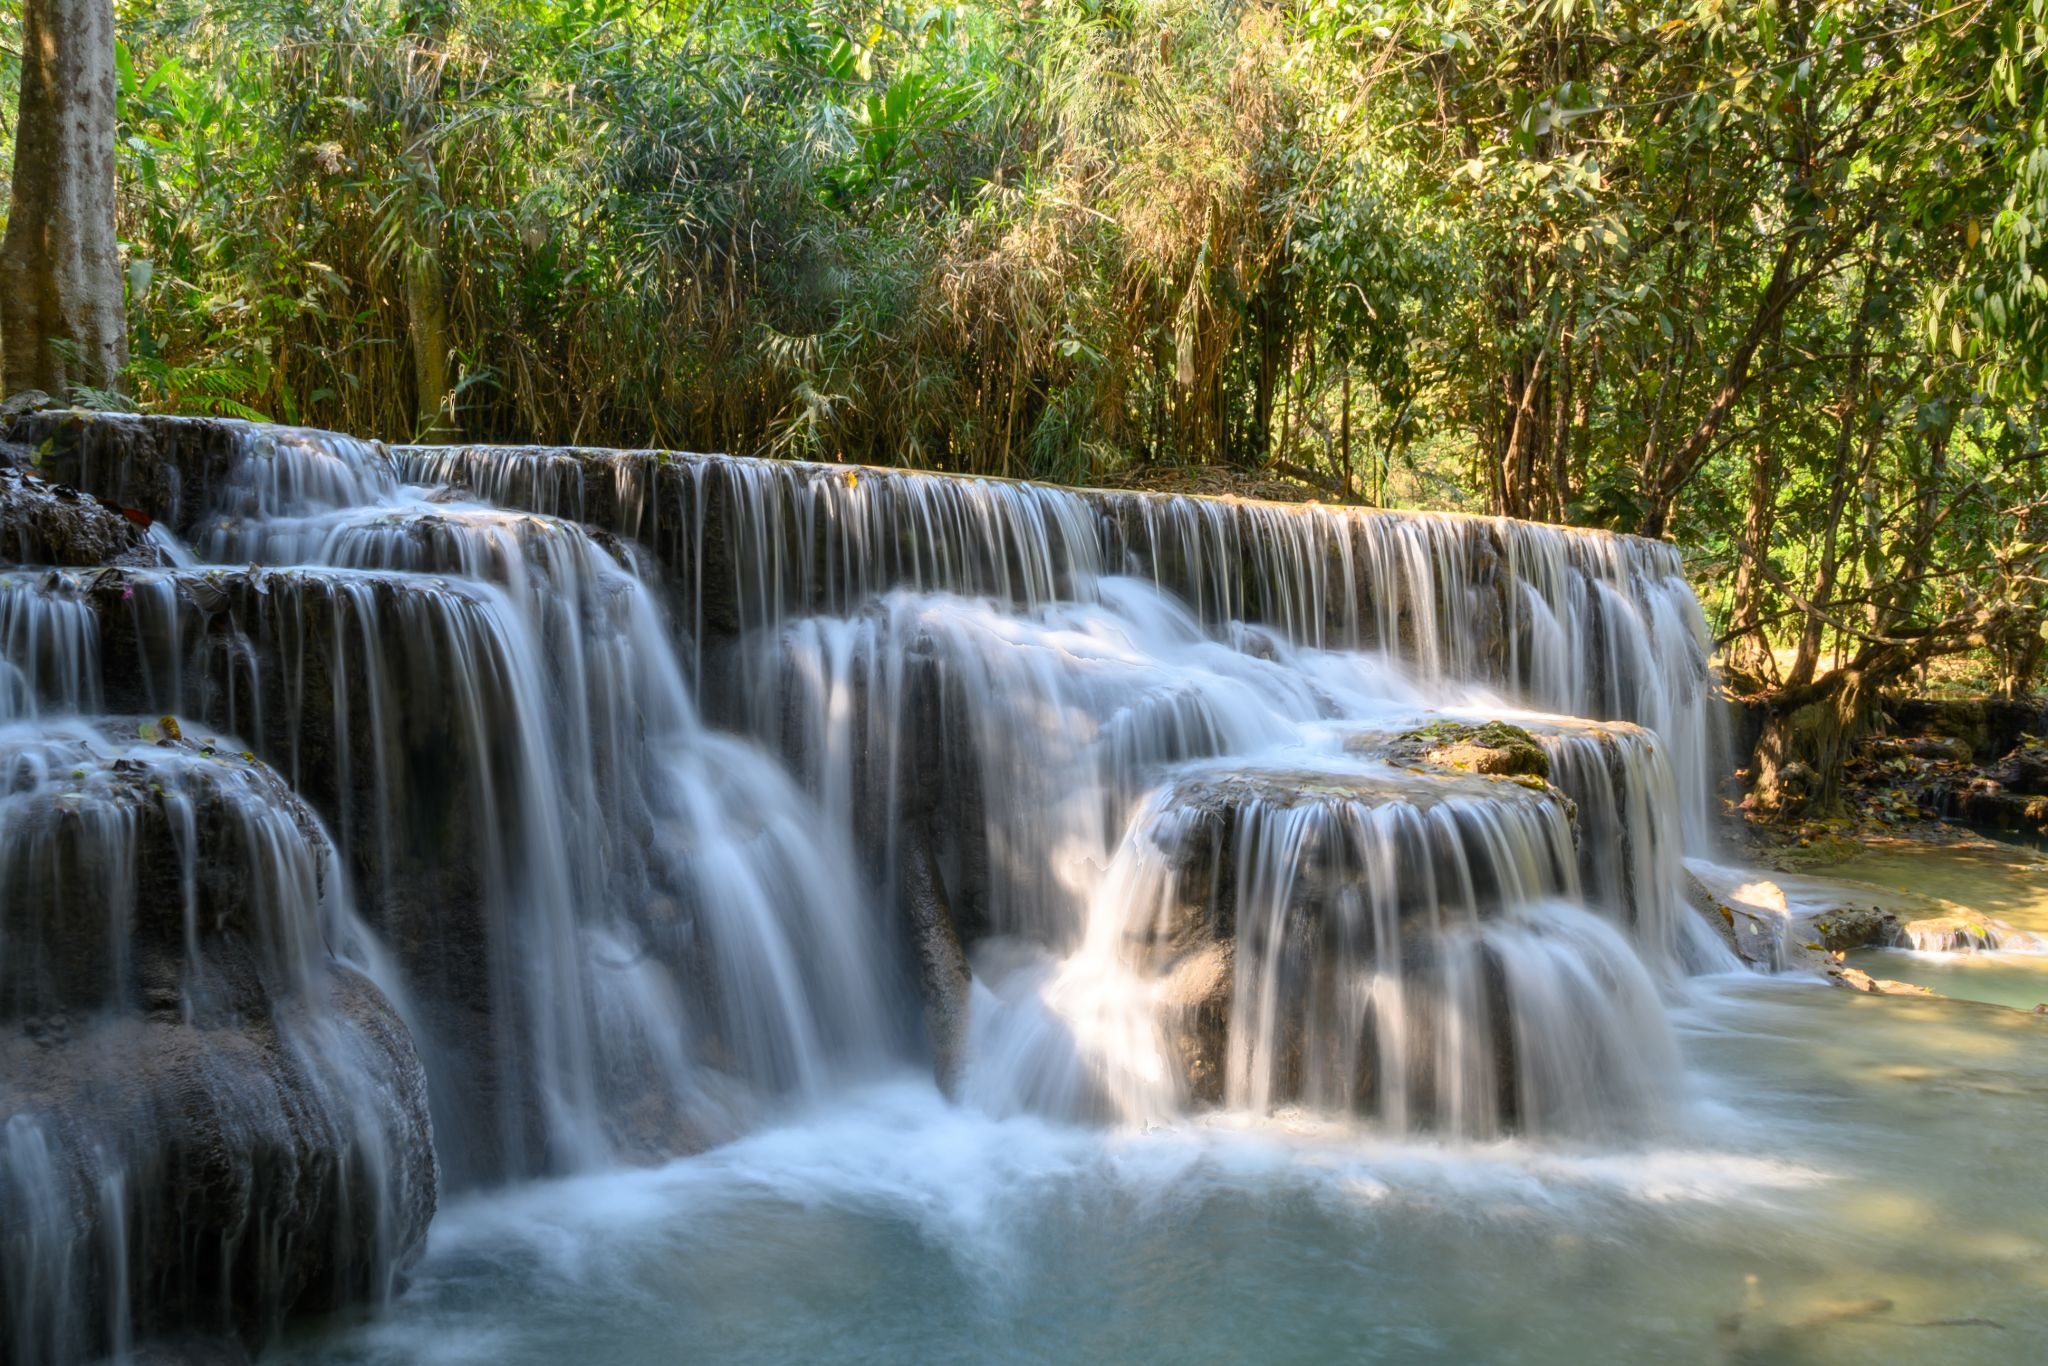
3, 417, 1750, 1363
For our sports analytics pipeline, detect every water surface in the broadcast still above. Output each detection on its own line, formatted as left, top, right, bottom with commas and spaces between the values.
280, 975, 2048, 1365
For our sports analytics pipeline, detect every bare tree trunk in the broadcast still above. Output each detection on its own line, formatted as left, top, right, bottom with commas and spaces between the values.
1247, 259, 1287, 469
0, 0, 127, 399
1884, 418, 1951, 630
1787, 253, 1880, 689
1338, 365, 1352, 499
1752, 671, 1876, 816
403, 204, 456, 439
1725, 333, 1782, 683
1726, 441, 1782, 684
401, 8, 458, 440
1548, 328, 1575, 522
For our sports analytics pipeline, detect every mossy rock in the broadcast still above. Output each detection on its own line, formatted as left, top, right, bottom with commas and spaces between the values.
1390, 720, 1550, 780
1809, 906, 1901, 952
1897, 911, 2028, 953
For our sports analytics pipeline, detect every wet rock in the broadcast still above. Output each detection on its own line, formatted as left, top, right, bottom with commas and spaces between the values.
1158, 941, 1232, 1104
1947, 776, 2048, 836
125, 1336, 254, 1366
389, 441, 1683, 702
1147, 764, 1576, 949
1890, 697, 2048, 764
0, 735, 436, 1363
1842, 702, 2048, 830
1896, 912, 2027, 953
0, 733, 332, 1023
43, 567, 528, 1176
1116, 763, 1591, 1123
1986, 736, 2048, 796
1682, 871, 1785, 971
903, 834, 972, 1097
3, 410, 251, 537
1, 463, 164, 567
1, 969, 436, 1362
1388, 719, 1551, 779
1809, 906, 1901, 953
1827, 966, 1935, 996
1678, 868, 1858, 974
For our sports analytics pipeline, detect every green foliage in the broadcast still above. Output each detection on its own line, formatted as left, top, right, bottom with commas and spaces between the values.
0, 0, 2041, 699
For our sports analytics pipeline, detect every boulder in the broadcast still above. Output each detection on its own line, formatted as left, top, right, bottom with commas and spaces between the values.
1109, 762, 1586, 1123
1987, 737, 2048, 798
1678, 867, 1865, 974
903, 834, 973, 1097
0, 389, 56, 422
0, 729, 437, 1365
1809, 905, 1902, 953
1383, 719, 1552, 779
1948, 775, 2048, 836
1827, 966, 1936, 996
1, 463, 164, 567
1141, 763, 1577, 949
1682, 869, 1794, 971
1896, 912, 2030, 953
1, 968, 436, 1364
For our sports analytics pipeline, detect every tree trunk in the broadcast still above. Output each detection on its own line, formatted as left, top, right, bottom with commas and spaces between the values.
1338, 365, 1352, 499
1787, 253, 1880, 688
1636, 233, 1820, 538
1883, 416, 1950, 630
400, 10, 458, 440
1725, 437, 1781, 684
1495, 343, 1551, 521
1725, 331, 1782, 684
1752, 671, 1877, 817
0, 0, 127, 399
1247, 258, 1287, 469
403, 205, 455, 440
1548, 329, 1575, 521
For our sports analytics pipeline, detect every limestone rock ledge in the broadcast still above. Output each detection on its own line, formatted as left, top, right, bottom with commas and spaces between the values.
0, 728, 437, 1365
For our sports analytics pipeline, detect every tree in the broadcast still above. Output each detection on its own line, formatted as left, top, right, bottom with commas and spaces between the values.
0, 0, 126, 399
398, 0, 458, 440
20, 0, 2043, 811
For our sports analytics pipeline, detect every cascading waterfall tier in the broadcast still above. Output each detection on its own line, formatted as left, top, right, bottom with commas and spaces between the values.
390, 442, 1720, 839
4, 412, 1735, 1362
1343, 715, 1724, 972
2, 555, 896, 1187
0, 720, 435, 1366
981, 762, 1683, 1137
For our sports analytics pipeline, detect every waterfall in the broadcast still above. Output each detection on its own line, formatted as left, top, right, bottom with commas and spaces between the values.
0, 582, 99, 721
5, 499, 899, 1186
0, 718, 434, 1364
4, 414, 1739, 1361
393, 444, 1720, 811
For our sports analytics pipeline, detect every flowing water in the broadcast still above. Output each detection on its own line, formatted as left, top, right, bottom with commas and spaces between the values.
3, 421, 2042, 1363
1817, 840, 2048, 1011
269, 978, 2048, 1365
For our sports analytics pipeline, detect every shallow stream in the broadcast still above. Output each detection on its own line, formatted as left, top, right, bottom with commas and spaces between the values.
282, 967, 2048, 1365
1828, 841, 2048, 1010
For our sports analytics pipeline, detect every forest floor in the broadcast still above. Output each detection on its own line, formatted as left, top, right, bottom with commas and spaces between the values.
1737, 709, 2048, 873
